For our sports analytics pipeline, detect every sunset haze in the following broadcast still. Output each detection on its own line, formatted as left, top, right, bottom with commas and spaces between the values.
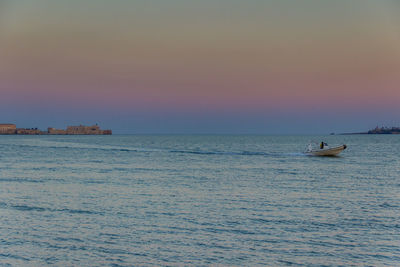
1, 0, 399, 133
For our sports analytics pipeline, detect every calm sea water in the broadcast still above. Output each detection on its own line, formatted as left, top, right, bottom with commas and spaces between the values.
0, 135, 399, 266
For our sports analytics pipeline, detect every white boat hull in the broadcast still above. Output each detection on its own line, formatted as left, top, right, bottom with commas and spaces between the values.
305, 145, 347, 156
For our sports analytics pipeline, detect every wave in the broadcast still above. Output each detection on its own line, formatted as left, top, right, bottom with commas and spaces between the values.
0, 177, 54, 183
0, 201, 102, 215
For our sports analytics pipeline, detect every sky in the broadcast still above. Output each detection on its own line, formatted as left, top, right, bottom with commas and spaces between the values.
0, 0, 399, 134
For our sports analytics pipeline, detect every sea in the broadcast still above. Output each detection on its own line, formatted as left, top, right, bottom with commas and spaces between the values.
0, 135, 399, 266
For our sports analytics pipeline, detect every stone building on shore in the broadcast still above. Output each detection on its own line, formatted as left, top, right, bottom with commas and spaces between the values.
47, 128, 67, 135
16, 128, 43, 135
0, 124, 17, 134
50, 125, 112, 135
0, 123, 112, 135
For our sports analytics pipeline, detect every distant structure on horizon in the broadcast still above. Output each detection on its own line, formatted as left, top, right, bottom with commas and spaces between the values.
342, 126, 400, 135
0, 124, 17, 134
367, 126, 400, 134
0, 124, 112, 135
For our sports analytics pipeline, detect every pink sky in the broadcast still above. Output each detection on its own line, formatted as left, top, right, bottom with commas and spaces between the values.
0, 0, 399, 133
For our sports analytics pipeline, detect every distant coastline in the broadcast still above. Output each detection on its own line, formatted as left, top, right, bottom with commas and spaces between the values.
0, 124, 112, 135
342, 126, 400, 135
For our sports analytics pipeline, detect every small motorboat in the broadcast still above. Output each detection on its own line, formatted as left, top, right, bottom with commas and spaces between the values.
304, 142, 347, 156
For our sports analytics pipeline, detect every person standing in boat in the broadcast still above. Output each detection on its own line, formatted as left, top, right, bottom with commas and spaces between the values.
320, 142, 327, 149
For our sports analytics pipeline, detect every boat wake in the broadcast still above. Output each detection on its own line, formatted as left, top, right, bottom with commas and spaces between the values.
4, 139, 307, 158
169, 149, 276, 156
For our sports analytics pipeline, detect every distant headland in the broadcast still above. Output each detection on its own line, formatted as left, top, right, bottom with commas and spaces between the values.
343, 126, 400, 135
0, 124, 112, 135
